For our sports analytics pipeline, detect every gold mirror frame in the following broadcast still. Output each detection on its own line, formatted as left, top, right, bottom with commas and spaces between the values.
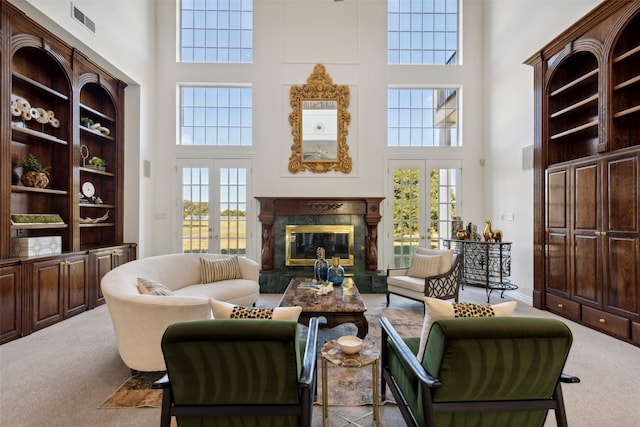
288, 64, 352, 174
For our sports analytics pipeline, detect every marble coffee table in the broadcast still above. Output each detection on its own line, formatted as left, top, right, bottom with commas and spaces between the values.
278, 277, 369, 338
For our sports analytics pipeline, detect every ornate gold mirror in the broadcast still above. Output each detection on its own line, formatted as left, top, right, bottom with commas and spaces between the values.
288, 64, 352, 173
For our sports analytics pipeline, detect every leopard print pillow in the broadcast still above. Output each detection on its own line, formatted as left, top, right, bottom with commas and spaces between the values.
230, 306, 274, 319
452, 302, 495, 318
210, 298, 302, 321
416, 297, 517, 361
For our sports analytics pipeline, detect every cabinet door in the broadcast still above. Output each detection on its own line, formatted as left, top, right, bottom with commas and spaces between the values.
546, 167, 570, 297
0, 264, 22, 343
91, 246, 133, 307
64, 255, 88, 317
602, 155, 639, 319
31, 259, 64, 331
572, 161, 601, 307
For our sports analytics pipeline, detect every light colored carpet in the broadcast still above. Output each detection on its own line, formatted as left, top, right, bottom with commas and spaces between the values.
1, 286, 639, 426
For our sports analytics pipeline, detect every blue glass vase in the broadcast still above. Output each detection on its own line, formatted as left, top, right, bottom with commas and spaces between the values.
313, 247, 328, 281
327, 256, 345, 285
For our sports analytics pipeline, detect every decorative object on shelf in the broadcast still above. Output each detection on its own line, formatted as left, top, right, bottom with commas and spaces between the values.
451, 216, 464, 238
80, 145, 107, 171
313, 247, 329, 281
483, 219, 503, 243
81, 117, 110, 135
15, 154, 50, 188
79, 211, 110, 224
10, 96, 59, 128
10, 236, 62, 257
327, 256, 345, 285
88, 156, 107, 171
10, 213, 65, 225
456, 229, 467, 240
288, 64, 352, 174
466, 222, 481, 241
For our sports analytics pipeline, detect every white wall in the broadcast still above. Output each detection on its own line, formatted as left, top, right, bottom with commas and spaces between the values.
152, 0, 488, 267
483, 0, 601, 301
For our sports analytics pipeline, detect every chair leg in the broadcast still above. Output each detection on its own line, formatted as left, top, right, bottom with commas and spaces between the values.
553, 383, 569, 427
160, 389, 172, 427
386, 292, 390, 307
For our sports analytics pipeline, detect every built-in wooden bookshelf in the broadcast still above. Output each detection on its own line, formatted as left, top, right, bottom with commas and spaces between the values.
1, 0, 135, 344
526, 0, 640, 347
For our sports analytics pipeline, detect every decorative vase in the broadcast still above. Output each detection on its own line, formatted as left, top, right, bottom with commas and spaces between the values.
21, 171, 49, 188
313, 247, 329, 281
327, 256, 345, 285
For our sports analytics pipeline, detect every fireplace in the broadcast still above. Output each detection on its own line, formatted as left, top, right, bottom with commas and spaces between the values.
255, 197, 384, 272
285, 224, 354, 266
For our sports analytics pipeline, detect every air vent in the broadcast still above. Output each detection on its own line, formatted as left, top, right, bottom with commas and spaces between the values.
71, 3, 96, 34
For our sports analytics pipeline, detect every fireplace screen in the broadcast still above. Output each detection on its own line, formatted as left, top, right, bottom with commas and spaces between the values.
285, 225, 354, 266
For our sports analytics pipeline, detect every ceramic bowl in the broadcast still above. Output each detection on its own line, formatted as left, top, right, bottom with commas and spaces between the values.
337, 335, 362, 354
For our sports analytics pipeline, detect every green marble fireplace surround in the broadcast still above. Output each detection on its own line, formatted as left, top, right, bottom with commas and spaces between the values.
256, 197, 386, 293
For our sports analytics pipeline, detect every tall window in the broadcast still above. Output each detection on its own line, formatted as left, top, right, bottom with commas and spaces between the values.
388, 0, 458, 65
180, 0, 253, 63
180, 86, 252, 146
388, 88, 459, 147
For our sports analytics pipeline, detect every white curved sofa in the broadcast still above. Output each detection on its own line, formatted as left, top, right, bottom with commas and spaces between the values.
101, 253, 260, 372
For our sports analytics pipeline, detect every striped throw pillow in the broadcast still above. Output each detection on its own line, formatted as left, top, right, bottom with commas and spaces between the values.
200, 256, 242, 283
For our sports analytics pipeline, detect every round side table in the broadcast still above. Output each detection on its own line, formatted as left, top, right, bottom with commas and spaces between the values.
321, 339, 380, 427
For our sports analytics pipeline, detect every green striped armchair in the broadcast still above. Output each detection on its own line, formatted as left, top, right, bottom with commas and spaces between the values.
380, 316, 579, 427
155, 317, 318, 427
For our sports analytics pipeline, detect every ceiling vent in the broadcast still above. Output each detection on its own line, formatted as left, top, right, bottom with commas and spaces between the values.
71, 3, 96, 34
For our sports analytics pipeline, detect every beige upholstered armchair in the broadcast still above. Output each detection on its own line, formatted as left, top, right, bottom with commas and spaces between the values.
386, 248, 462, 307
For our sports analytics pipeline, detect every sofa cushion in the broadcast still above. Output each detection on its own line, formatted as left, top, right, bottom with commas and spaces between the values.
137, 277, 174, 296
416, 248, 455, 274
407, 254, 442, 279
210, 298, 302, 321
416, 297, 517, 361
200, 256, 242, 283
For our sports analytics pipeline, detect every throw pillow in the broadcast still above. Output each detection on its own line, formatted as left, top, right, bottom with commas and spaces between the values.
137, 277, 174, 296
407, 254, 442, 279
200, 256, 242, 283
209, 298, 302, 321
416, 248, 455, 274
416, 297, 517, 361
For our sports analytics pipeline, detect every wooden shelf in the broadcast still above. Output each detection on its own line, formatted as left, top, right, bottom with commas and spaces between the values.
613, 75, 640, 91
549, 120, 598, 140
79, 166, 115, 177
11, 185, 67, 195
613, 45, 640, 63
550, 69, 598, 97
12, 71, 69, 100
11, 223, 68, 230
79, 125, 115, 141
11, 125, 68, 145
613, 105, 640, 119
550, 94, 598, 118
80, 203, 115, 209
79, 222, 115, 228
79, 103, 115, 122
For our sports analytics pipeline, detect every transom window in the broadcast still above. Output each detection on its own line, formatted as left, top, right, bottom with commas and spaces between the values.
388, 88, 459, 147
180, 0, 253, 63
180, 86, 253, 146
388, 0, 458, 65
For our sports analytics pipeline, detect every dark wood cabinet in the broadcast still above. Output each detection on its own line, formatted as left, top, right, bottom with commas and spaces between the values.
30, 254, 88, 331
528, 1, 640, 346
89, 245, 136, 308
0, 262, 22, 343
0, 1, 136, 343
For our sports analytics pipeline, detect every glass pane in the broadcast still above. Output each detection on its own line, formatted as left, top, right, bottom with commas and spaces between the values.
182, 167, 209, 253
218, 167, 247, 255
393, 168, 421, 268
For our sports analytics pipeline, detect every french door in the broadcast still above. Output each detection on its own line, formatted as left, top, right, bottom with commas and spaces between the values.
385, 159, 460, 268
176, 158, 253, 258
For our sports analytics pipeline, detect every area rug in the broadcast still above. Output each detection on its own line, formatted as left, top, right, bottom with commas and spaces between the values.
99, 296, 424, 409
100, 371, 164, 408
